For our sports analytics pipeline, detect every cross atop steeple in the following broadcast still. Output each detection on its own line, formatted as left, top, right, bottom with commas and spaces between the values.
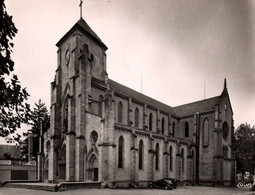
79, 0, 83, 18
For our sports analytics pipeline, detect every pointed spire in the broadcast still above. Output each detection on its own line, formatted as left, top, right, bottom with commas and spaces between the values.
79, 0, 83, 19
224, 78, 227, 91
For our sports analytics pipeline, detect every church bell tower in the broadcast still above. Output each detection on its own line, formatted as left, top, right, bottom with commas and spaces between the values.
48, 14, 108, 182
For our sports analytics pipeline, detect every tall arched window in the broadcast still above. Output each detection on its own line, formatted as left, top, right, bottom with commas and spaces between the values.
139, 140, 144, 169
181, 148, 184, 173
222, 122, 229, 140
172, 122, 175, 137
98, 95, 103, 117
63, 100, 68, 132
118, 136, 124, 168
203, 118, 209, 146
161, 118, 165, 134
169, 146, 173, 171
135, 108, 139, 128
184, 122, 189, 137
149, 113, 153, 131
46, 141, 51, 157
155, 143, 159, 170
118, 102, 123, 123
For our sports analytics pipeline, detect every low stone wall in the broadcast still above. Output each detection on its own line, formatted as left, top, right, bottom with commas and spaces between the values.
0, 164, 36, 182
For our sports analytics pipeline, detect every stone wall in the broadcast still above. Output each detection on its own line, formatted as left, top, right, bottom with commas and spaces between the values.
0, 164, 36, 182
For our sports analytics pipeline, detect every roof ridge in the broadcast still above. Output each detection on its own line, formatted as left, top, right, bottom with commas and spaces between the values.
108, 79, 221, 117
174, 96, 220, 108
108, 79, 176, 114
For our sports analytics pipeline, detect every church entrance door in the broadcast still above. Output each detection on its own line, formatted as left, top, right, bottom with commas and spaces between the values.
87, 154, 98, 181
93, 168, 98, 181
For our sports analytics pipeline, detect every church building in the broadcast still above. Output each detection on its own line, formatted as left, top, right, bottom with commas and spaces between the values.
39, 16, 235, 187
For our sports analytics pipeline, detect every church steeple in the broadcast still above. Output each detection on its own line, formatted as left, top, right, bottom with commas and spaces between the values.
56, 17, 107, 50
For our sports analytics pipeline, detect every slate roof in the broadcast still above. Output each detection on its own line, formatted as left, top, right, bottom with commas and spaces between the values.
0, 145, 20, 160
109, 79, 221, 118
56, 18, 107, 50
108, 79, 177, 115
174, 96, 220, 117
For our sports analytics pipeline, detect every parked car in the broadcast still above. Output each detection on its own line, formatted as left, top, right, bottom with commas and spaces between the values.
163, 178, 178, 189
149, 178, 176, 190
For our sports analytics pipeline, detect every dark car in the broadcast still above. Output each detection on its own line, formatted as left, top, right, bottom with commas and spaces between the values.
163, 178, 178, 189
149, 178, 175, 190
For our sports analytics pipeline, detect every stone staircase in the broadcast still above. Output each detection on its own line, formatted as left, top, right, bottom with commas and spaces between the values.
2, 181, 101, 192
57, 181, 101, 191
4, 182, 58, 191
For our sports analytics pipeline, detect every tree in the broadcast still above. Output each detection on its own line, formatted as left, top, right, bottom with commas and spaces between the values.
0, 0, 30, 141
234, 123, 255, 174
29, 99, 49, 134
20, 100, 49, 162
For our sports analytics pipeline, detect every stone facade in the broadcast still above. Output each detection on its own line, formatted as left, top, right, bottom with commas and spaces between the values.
40, 18, 235, 187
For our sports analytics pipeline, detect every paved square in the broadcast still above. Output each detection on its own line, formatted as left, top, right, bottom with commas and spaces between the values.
0, 186, 254, 195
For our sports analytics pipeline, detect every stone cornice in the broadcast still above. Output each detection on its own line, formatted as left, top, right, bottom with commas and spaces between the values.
76, 135, 85, 139
98, 142, 116, 147
131, 98, 145, 106
114, 92, 129, 100
115, 124, 132, 133
91, 80, 107, 91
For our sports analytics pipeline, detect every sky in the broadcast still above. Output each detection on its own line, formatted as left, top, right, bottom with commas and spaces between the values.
2, 0, 255, 142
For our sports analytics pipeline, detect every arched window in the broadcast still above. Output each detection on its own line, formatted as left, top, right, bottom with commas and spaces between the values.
169, 146, 173, 171
90, 131, 98, 146
172, 122, 175, 137
155, 143, 159, 170
135, 108, 139, 128
184, 122, 189, 137
149, 113, 153, 131
181, 148, 184, 173
161, 118, 165, 134
98, 95, 103, 116
118, 136, 124, 168
63, 100, 68, 132
46, 141, 51, 157
203, 118, 209, 146
139, 140, 144, 169
118, 102, 123, 123
222, 122, 229, 140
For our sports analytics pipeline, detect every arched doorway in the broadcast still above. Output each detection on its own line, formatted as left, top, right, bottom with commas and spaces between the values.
87, 154, 98, 181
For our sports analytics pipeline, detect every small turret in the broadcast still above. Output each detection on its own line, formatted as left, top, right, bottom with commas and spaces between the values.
224, 78, 227, 91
